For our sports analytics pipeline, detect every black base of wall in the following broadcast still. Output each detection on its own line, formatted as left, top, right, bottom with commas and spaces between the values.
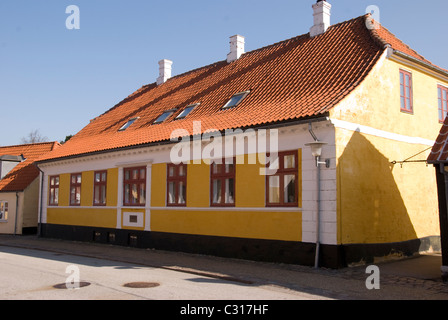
22, 227, 37, 235
39, 224, 440, 269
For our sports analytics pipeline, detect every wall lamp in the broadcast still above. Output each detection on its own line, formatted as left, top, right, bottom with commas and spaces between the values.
305, 141, 330, 168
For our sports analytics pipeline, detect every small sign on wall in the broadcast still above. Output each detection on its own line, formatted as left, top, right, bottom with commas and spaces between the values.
122, 211, 144, 229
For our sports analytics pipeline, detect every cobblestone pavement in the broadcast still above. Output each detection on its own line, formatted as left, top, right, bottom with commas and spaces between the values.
326, 266, 448, 295
0, 235, 447, 300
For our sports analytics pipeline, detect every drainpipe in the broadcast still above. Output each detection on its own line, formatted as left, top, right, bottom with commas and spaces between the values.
307, 122, 330, 269
14, 192, 19, 236
308, 123, 321, 269
34, 163, 44, 237
315, 155, 322, 269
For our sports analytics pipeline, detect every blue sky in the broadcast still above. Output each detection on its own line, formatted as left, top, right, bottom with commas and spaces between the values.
0, 0, 446, 146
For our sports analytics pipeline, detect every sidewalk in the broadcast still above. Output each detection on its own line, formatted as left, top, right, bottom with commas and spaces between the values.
0, 234, 447, 300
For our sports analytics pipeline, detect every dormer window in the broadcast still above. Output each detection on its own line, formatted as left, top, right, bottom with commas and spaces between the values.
176, 103, 199, 120
154, 109, 176, 124
119, 117, 139, 131
222, 91, 250, 110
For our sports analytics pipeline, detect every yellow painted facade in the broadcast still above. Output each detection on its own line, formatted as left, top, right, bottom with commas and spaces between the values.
106, 168, 118, 207
47, 207, 117, 228
186, 162, 209, 207
150, 209, 301, 241
331, 53, 446, 245
43, 54, 445, 250
45, 151, 303, 242
151, 163, 166, 207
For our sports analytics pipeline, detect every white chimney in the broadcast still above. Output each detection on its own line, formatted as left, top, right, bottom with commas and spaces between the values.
227, 35, 245, 63
310, 0, 331, 38
157, 59, 173, 85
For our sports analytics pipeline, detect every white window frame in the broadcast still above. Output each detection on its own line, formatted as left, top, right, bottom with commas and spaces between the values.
222, 91, 250, 110
0, 201, 8, 222
118, 117, 139, 131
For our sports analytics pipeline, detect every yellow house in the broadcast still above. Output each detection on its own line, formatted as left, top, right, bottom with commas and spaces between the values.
36, 2, 446, 268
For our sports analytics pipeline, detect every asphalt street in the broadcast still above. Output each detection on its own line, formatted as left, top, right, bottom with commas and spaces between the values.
0, 235, 447, 301
0, 246, 327, 300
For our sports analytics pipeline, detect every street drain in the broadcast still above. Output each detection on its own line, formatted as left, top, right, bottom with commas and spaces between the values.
123, 282, 160, 288
53, 282, 91, 289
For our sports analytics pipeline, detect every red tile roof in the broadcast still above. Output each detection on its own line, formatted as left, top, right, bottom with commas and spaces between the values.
38, 15, 446, 163
0, 142, 60, 192
428, 117, 448, 163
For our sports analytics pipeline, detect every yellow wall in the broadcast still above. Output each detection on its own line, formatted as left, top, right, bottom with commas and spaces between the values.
336, 129, 438, 244
330, 56, 446, 140
149, 152, 302, 241
46, 151, 303, 242
106, 168, 118, 207
235, 154, 265, 207
58, 173, 70, 206
186, 162, 209, 207
151, 163, 166, 207
151, 209, 301, 242
81, 171, 93, 207
47, 208, 117, 228
331, 54, 443, 245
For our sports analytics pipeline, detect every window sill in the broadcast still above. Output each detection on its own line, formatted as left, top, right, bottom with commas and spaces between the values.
211, 204, 235, 208
400, 109, 414, 115
266, 203, 299, 208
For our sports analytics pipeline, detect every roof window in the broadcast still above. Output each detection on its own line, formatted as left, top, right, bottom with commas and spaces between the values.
154, 109, 176, 124
118, 117, 139, 131
222, 91, 250, 110
175, 103, 199, 120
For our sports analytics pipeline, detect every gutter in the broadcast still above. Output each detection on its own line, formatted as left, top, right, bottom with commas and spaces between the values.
387, 48, 448, 82
36, 115, 331, 166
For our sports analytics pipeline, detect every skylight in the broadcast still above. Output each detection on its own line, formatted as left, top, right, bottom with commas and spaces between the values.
222, 91, 250, 110
118, 117, 139, 131
154, 109, 176, 124
176, 103, 199, 120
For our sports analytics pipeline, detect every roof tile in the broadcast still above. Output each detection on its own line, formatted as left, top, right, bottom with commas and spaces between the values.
0, 142, 60, 192
38, 15, 446, 162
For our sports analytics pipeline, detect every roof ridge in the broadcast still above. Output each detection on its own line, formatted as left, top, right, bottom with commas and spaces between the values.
366, 14, 448, 74
38, 14, 423, 163
139, 15, 369, 88
0, 141, 59, 150
85, 15, 372, 124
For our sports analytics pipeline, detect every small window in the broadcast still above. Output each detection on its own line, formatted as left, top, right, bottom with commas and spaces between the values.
438, 85, 448, 123
176, 103, 199, 120
70, 173, 82, 206
123, 167, 146, 206
167, 163, 187, 206
222, 91, 250, 110
266, 151, 298, 207
400, 70, 413, 113
119, 117, 139, 131
49, 175, 59, 206
0, 201, 8, 221
93, 171, 107, 206
210, 159, 235, 206
154, 110, 176, 124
